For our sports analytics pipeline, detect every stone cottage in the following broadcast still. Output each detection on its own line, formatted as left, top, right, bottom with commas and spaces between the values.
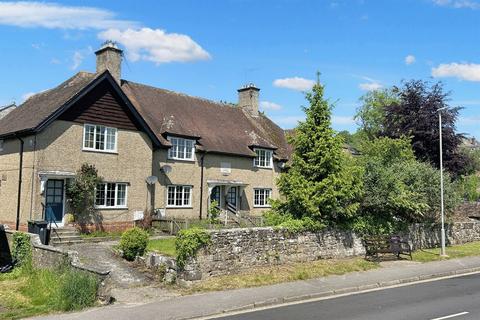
0, 42, 290, 231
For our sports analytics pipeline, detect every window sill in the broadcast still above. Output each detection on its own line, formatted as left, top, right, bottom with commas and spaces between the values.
253, 206, 272, 208
254, 166, 273, 170
95, 206, 128, 210
166, 206, 193, 209
83, 148, 118, 155
167, 157, 195, 162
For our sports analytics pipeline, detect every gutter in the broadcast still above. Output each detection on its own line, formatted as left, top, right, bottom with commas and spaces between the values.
16, 136, 24, 231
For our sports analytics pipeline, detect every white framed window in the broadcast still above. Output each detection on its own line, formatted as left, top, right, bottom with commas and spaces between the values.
83, 124, 117, 153
167, 136, 195, 161
254, 188, 272, 207
167, 185, 192, 207
253, 148, 273, 168
0, 140, 4, 152
95, 183, 128, 208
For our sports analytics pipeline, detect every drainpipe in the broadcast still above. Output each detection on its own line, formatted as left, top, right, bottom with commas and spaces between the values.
199, 152, 206, 220
16, 136, 24, 231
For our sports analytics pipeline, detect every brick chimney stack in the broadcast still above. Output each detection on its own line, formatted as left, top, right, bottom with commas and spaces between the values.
95, 41, 122, 84
238, 83, 260, 117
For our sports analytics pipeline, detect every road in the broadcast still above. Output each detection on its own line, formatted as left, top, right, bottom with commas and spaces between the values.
212, 274, 480, 320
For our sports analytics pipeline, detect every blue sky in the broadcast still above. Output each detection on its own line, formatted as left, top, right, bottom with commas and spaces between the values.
1, 0, 479, 138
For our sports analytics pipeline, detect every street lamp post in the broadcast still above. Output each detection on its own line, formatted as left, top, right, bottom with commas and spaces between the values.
438, 107, 447, 257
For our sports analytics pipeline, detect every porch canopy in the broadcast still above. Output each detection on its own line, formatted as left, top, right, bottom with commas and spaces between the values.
207, 179, 248, 213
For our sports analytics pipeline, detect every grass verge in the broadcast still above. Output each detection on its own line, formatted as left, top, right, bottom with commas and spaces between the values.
412, 241, 480, 262
183, 258, 378, 294
0, 265, 98, 320
147, 237, 177, 257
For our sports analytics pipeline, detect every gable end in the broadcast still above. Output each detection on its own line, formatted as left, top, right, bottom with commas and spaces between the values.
58, 80, 141, 131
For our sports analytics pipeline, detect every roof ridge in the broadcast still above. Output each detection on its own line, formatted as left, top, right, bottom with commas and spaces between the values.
122, 79, 235, 109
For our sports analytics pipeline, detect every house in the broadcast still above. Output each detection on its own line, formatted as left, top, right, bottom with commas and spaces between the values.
0, 42, 289, 231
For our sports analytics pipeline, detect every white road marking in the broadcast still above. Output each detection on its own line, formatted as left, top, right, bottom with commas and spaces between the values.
430, 311, 469, 320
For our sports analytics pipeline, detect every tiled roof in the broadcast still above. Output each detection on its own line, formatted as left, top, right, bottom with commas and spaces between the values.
0, 72, 289, 160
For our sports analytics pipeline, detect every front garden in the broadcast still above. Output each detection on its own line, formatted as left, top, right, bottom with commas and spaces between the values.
0, 233, 99, 320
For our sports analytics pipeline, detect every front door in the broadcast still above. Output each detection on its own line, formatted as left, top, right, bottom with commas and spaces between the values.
227, 186, 237, 210
45, 179, 64, 223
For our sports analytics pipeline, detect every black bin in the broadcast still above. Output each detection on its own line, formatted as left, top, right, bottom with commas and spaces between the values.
27, 221, 50, 245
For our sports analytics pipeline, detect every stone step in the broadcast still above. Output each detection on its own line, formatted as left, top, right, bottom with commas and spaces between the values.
51, 235, 83, 241
50, 239, 84, 246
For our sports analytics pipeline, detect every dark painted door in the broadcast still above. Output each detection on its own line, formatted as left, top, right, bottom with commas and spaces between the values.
45, 179, 64, 222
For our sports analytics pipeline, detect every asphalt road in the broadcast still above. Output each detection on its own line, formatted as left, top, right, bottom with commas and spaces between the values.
213, 274, 480, 320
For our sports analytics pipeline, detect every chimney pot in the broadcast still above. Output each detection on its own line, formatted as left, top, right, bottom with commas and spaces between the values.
95, 41, 122, 84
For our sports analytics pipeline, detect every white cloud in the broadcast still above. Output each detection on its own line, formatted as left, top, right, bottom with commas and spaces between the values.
273, 77, 315, 91
271, 116, 305, 127
459, 116, 480, 125
405, 54, 416, 65
359, 82, 382, 91
332, 116, 355, 125
432, 0, 480, 9
98, 28, 211, 64
0, 1, 137, 29
21, 89, 47, 102
432, 62, 480, 81
50, 58, 62, 65
71, 51, 84, 70
22, 92, 36, 102
260, 101, 282, 111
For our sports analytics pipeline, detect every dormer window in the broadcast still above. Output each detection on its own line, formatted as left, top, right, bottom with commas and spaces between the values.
83, 124, 117, 153
254, 148, 273, 168
168, 136, 195, 161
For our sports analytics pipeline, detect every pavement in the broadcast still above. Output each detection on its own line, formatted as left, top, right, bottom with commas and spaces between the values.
32, 255, 480, 320
213, 273, 480, 320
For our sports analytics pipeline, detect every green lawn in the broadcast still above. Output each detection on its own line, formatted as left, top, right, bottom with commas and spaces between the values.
147, 237, 177, 257
412, 241, 480, 262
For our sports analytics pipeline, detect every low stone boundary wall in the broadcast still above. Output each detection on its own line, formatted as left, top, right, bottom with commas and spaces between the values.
1, 227, 109, 278
139, 221, 480, 282
184, 228, 364, 280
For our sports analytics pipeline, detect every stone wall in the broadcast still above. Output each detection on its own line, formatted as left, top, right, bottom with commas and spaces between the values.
181, 222, 480, 280
184, 227, 365, 280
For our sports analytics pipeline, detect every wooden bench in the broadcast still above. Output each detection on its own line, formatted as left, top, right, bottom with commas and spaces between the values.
363, 235, 412, 261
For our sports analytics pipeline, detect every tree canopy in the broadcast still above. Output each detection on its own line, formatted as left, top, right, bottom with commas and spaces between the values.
273, 76, 363, 226
383, 80, 470, 176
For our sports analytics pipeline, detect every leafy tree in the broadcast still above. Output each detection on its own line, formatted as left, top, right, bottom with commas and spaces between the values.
383, 80, 470, 176
355, 88, 399, 139
66, 164, 103, 229
355, 137, 460, 235
273, 75, 363, 226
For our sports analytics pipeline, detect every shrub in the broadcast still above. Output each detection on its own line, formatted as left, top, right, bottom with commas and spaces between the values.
176, 228, 211, 270
64, 213, 75, 224
119, 227, 149, 261
456, 174, 480, 202
208, 200, 221, 224
12, 232, 32, 267
264, 211, 324, 233
58, 269, 98, 311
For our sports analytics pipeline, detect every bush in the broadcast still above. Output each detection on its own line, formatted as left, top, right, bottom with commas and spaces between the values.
58, 269, 98, 311
456, 174, 480, 202
12, 232, 32, 266
208, 200, 221, 224
119, 227, 149, 261
264, 211, 325, 233
176, 228, 211, 270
